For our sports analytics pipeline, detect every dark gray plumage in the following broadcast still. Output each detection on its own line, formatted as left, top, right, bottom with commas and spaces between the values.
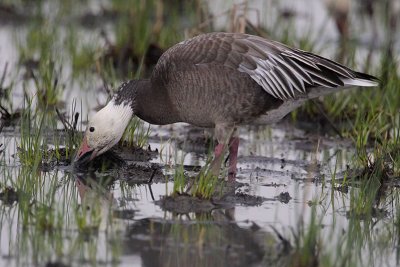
76, 32, 378, 179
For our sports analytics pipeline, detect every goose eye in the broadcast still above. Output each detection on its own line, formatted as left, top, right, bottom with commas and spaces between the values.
89, 127, 95, 132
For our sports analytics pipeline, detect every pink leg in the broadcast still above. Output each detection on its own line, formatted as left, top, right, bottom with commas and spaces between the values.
228, 137, 239, 181
212, 138, 239, 181
214, 143, 224, 158
210, 143, 226, 178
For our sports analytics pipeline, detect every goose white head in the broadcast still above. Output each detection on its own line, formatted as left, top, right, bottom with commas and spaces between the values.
75, 100, 133, 163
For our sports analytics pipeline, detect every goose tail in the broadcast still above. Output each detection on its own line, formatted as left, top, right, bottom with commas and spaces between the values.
341, 72, 379, 87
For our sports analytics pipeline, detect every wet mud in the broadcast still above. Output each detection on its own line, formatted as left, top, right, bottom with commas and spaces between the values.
0, 186, 19, 205
155, 186, 290, 214
120, 163, 166, 184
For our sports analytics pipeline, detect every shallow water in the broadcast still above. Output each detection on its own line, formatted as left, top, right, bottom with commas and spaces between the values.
0, 0, 399, 266
1, 120, 397, 266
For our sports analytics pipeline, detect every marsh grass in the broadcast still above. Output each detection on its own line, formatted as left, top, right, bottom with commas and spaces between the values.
0, 168, 124, 266
121, 117, 151, 149
53, 101, 82, 162
172, 158, 187, 195
190, 159, 223, 199
17, 94, 77, 167
66, 27, 99, 77
280, 194, 377, 267
17, 98, 46, 168
31, 60, 63, 109
171, 140, 224, 199
348, 63, 400, 183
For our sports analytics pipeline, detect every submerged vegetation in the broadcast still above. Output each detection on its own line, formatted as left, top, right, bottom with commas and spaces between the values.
0, 0, 399, 266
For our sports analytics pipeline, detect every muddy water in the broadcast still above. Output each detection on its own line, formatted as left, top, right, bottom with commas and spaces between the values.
0, 1, 399, 267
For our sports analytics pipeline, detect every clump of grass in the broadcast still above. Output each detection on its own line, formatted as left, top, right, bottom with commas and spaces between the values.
121, 117, 151, 149
54, 100, 82, 161
171, 132, 234, 199
17, 22, 57, 65
190, 160, 222, 199
349, 77, 400, 183
31, 59, 64, 109
343, 131, 400, 220
66, 27, 99, 77
347, 177, 387, 221
171, 152, 224, 200
357, 142, 400, 182
172, 160, 186, 195
272, 205, 360, 267
17, 92, 79, 167
17, 98, 46, 168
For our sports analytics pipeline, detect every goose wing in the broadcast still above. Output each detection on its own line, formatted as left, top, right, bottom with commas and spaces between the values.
154, 32, 378, 100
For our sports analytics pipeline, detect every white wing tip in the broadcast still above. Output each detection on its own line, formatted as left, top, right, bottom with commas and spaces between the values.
341, 78, 379, 87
